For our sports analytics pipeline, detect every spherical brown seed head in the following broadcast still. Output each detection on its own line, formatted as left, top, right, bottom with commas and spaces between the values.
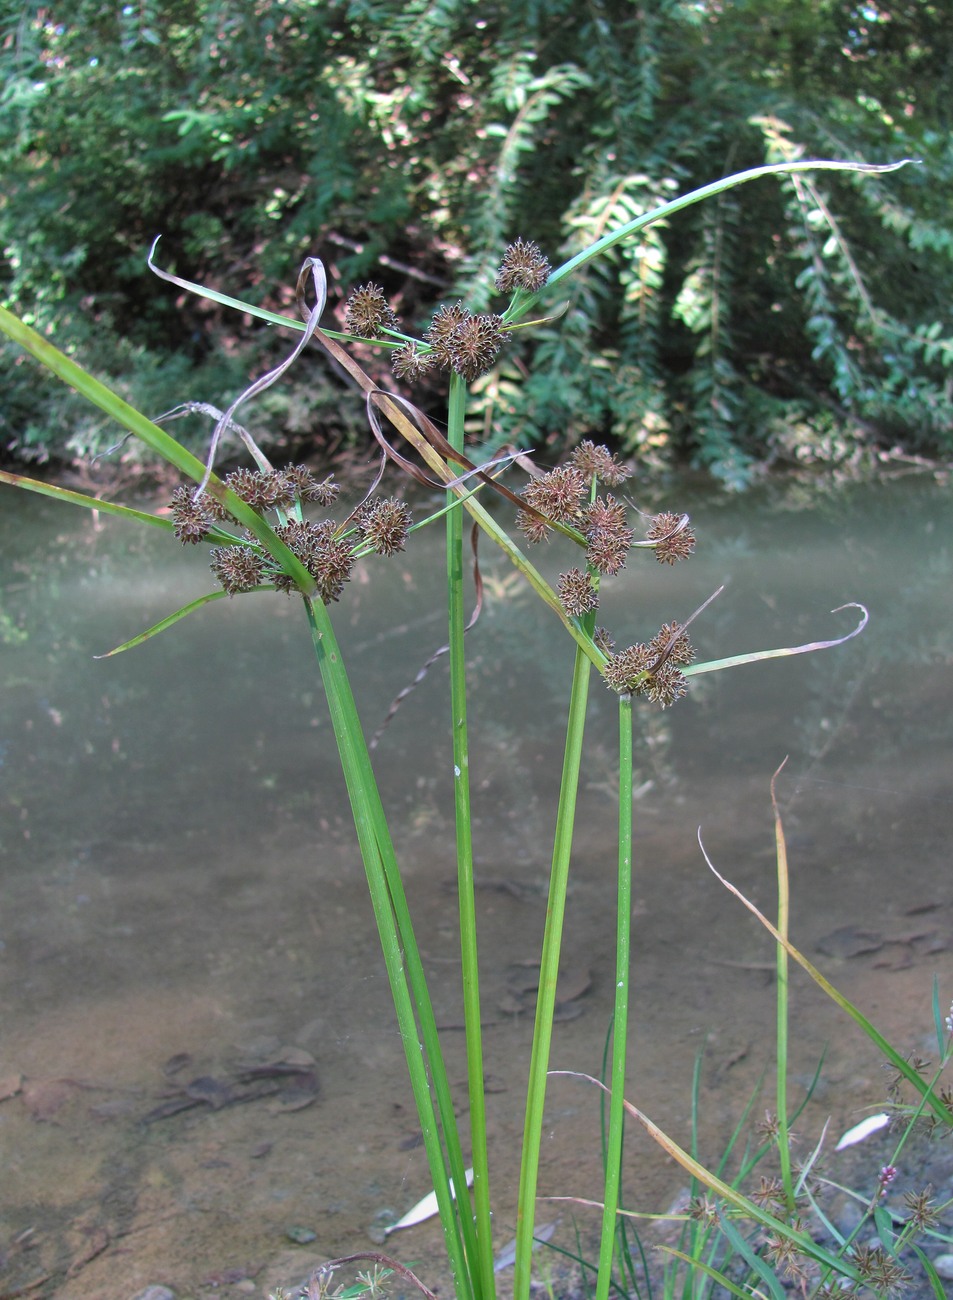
170, 484, 215, 544
391, 342, 436, 383
585, 532, 630, 577
558, 567, 599, 617
447, 313, 506, 381
570, 440, 630, 488
522, 465, 587, 525
516, 510, 552, 544
582, 494, 630, 541
427, 302, 472, 369
641, 662, 688, 708
495, 238, 551, 294
648, 622, 695, 668
358, 498, 413, 556
225, 467, 289, 512
647, 511, 696, 564
603, 643, 653, 693
344, 283, 400, 338
210, 545, 266, 595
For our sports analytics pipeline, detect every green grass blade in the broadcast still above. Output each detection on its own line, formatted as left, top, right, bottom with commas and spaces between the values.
95, 589, 238, 656
0, 305, 317, 594
909, 1241, 948, 1300
656, 1246, 755, 1300
686, 604, 867, 677
513, 641, 593, 1300
716, 1210, 786, 1300
504, 159, 914, 323
0, 469, 176, 529
932, 975, 946, 1059
770, 766, 794, 1210
699, 837, 953, 1127
302, 597, 475, 1300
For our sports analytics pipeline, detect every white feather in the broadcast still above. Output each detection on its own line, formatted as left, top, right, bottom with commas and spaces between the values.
834, 1113, 890, 1150
384, 1167, 474, 1235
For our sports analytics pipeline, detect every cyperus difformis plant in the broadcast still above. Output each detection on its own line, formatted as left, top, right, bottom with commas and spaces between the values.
0, 152, 911, 1300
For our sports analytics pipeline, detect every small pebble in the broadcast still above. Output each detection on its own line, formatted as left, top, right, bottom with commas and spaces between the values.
934, 1253, 953, 1280
286, 1225, 317, 1244
131, 1288, 175, 1300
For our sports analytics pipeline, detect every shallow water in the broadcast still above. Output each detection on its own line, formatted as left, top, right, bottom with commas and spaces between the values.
1, 471, 952, 1298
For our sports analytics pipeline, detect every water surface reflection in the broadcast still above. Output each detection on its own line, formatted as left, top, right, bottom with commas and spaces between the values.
1, 474, 951, 1297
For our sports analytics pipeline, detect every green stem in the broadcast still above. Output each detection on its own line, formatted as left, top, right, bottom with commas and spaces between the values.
513, 638, 594, 1300
446, 374, 495, 1300
772, 777, 794, 1211
303, 596, 477, 1300
595, 693, 634, 1300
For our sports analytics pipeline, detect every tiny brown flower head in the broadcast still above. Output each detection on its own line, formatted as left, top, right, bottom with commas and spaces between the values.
274, 519, 354, 603
280, 465, 341, 507
447, 313, 506, 381
642, 662, 688, 708
225, 467, 289, 512
516, 510, 552, 544
391, 342, 436, 383
427, 302, 472, 368
170, 484, 215, 544
495, 237, 550, 294
358, 498, 413, 556
586, 532, 630, 577
593, 626, 615, 655
647, 511, 696, 564
688, 1196, 718, 1226
903, 1185, 939, 1232
603, 642, 653, 693
522, 464, 587, 525
570, 440, 630, 488
763, 1222, 808, 1284
648, 622, 695, 668
750, 1176, 787, 1210
558, 567, 599, 618
344, 283, 400, 338
311, 536, 355, 603
210, 545, 266, 595
851, 1244, 910, 1293
582, 494, 630, 541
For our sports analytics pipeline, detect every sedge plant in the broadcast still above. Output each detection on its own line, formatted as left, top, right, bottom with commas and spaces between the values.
0, 155, 919, 1300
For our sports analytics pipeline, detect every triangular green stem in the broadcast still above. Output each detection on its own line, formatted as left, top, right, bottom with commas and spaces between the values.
445, 374, 496, 1300
513, 632, 594, 1299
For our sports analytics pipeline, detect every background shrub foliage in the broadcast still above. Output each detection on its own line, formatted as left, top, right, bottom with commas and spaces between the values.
2, 0, 952, 482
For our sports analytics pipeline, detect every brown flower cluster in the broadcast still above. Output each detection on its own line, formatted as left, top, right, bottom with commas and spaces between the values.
603, 623, 695, 707
558, 567, 598, 617
495, 238, 551, 294
424, 303, 507, 382
391, 341, 436, 382
270, 519, 355, 604
171, 462, 416, 605
354, 498, 414, 556
582, 495, 633, 576
209, 544, 266, 594
170, 467, 341, 553
516, 464, 587, 541
570, 439, 630, 487
343, 283, 400, 339
647, 510, 695, 564
170, 485, 217, 544
510, 445, 698, 708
